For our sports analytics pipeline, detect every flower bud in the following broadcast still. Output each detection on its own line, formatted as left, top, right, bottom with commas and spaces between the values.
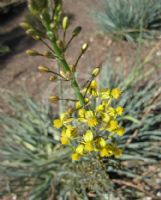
67, 107, 73, 114
49, 76, 57, 81
91, 67, 100, 77
56, 40, 63, 49
33, 35, 40, 40
44, 51, 55, 59
72, 26, 82, 37
26, 29, 35, 36
62, 16, 69, 31
81, 43, 88, 53
60, 70, 72, 80
49, 96, 59, 103
50, 22, 56, 30
26, 49, 40, 56
20, 22, 31, 30
38, 65, 49, 72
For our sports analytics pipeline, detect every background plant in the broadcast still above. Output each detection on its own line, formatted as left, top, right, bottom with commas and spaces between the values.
93, 0, 161, 42
99, 49, 161, 199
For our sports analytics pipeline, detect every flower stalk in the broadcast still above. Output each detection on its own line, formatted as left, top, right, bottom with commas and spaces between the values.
23, 0, 125, 161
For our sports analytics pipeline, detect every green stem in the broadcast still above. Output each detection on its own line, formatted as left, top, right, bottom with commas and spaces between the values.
50, 37, 85, 106
58, 63, 64, 113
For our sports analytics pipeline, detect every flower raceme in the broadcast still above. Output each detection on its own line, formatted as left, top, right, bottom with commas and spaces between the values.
53, 80, 125, 161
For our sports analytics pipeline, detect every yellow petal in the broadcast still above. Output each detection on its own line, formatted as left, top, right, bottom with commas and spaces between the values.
75, 144, 84, 155
53, 119, 62, 129
100, 148, 109, 157
116, 127, 125, 136
83, 130, 93, 142
116, 106, 124, 115
97, 137, 106, 148
84, 142, 94, 152
111, 88, 121, 99
60, 136, 70, 145
71, 153, 80, 161
87, 117, 97, 127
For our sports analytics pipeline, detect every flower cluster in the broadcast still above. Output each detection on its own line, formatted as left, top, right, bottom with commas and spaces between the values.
53, 80, 125, 161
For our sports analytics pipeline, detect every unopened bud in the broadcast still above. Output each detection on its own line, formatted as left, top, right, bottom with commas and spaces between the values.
62, 16, 69, 30
20, 22, 31, 30
49, 96, 59, 103
81, 43, 88, 53
56, 4, 62, 12
26, 49, 40, 56
33, 35, 40, 40
50, 22, 56, 29
56, 40, 63, 49
44, 51, 55, 59
67, 107, 73, 114
26, 29, 40, 40
26, 29, 35, 36
72, 26, 82, 37
49, 76, 57, 81
38, 65, 49, 72
60, 70, 72, 80
91, 67, 100, 77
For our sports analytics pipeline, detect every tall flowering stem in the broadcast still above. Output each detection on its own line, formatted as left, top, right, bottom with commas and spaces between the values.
22, 0, 125, 161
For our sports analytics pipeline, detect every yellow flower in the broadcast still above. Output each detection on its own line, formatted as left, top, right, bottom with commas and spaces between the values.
53, 119, 62, 129
96, 104, 104, 112
102, 113, 110, 123
99, 88, 110, 99
65, 125, 77, 138
60, 136, 70, 145
116, 106, 124, 115
111, 88, 121, 99
75, 144, 84, 155
78, 108, 85, 118
83, 130, 93, 142
116, 127, 125, 136
84, 142, 94, 152
84, 80, 98, 96
108, 107, 116, 117
72, 153, 80, 161
75, 98, 89, 109
107, 120, 118, 132
85, 111, 98, 127
53, 113, 73, 129
96, 137, 106, 148
100, 148, 109, 157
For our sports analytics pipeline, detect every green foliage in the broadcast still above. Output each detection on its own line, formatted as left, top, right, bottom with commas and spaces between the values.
0, 92, 66, 199
100, 53, 161, 198
0, 44, 10, 55
93, 0, 161, 41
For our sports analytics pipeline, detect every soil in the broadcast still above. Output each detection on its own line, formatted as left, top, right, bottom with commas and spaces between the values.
0, 0, 161, 199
